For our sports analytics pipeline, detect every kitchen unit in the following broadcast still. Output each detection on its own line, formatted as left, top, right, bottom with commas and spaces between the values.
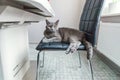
0, 0, 55, 80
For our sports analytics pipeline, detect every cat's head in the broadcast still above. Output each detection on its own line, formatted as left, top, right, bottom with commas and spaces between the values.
45, 19, 59, 32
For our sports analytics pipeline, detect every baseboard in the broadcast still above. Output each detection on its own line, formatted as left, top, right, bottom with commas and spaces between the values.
94, 48, 120, 75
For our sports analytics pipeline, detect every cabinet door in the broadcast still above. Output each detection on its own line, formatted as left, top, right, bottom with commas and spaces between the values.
1, 25, 29, 80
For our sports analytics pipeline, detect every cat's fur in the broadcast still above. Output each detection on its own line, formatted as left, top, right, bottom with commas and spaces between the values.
43, 20, 93, 59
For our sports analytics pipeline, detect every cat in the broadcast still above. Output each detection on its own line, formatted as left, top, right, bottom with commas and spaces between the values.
43, 20, 93, 59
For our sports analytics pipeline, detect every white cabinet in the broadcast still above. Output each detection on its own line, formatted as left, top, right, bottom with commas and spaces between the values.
0, 24, 30, 80
0, 0, 54, 80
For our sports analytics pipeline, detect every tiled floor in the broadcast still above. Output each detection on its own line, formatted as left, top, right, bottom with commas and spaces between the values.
23, 44, 120, 80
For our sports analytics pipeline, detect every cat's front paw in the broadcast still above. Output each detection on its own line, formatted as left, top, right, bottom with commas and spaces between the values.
43, 38, 50, 43
70, 47, 77, 53
65, 47, 77, 54
65, 50, 70, 54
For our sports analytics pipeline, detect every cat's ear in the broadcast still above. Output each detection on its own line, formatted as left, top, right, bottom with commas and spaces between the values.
46, 19, 50, 25
55, 20, 59, 25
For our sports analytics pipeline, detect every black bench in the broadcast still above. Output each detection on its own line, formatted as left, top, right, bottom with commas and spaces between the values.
36, 0, 104, 80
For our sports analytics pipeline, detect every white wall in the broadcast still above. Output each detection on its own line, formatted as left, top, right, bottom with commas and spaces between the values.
97, 22, 120, 67
28, 0, 86, 43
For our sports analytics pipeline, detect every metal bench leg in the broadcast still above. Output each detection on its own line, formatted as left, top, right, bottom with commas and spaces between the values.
36, 51, 45, 80
36, 51, 41, 80
88, 59, 94, 80
78, 51, 82, 68
40, 51, 45, 68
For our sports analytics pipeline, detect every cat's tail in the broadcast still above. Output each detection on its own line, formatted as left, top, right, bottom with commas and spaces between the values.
83, 39, 93, 60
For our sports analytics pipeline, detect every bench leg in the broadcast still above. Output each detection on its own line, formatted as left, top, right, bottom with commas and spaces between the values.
36, 51, 41, 80
88, 59, 94, 80
40, 51, 45, 68
36, 50, 45, 80
78, 51, 82, 68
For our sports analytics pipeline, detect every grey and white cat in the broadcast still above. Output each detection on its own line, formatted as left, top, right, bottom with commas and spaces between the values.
43, 20, 93, 59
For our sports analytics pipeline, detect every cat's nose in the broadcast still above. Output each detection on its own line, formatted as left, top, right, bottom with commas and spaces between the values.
50, 29, 54, 32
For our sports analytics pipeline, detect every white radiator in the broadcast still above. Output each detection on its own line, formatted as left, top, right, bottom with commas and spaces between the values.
97, 22, 120, 67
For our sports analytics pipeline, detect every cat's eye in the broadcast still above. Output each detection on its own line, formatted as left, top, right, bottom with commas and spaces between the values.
49, 25, 53, 28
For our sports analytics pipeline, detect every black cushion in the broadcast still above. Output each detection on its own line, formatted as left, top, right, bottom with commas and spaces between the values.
36, 42, 85, 51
